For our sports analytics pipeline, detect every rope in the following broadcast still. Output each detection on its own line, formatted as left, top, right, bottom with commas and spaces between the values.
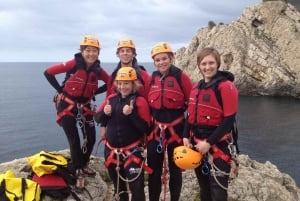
207, 153, 230, 191
76, 104, 88, 154
156, 124, 168, 201
113, 148, 146, 200
161, 149, 168, 201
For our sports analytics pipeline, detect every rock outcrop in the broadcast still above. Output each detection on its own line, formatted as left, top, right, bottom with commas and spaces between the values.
175, 1, 300, 98
0, 150, 299, 201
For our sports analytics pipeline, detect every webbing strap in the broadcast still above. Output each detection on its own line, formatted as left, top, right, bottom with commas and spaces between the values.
147, 116, 184, 145
56, 95, 95, 124
194, 134, 231, 165
104, 140, 153, 174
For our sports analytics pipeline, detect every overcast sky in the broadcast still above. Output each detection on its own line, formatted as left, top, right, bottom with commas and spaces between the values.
0, 0, 261, 62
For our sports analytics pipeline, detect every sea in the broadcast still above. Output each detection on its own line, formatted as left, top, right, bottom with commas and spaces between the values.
0, 62, 299, 187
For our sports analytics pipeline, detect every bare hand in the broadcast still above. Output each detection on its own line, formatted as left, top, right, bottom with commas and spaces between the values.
194, 140, 211, 155
104, 100, 112, 115
123, 100, 134, 115
183, 138, 192, 148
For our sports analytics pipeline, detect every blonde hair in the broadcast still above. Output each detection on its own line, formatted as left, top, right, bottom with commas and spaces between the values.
114, 80, 141, 94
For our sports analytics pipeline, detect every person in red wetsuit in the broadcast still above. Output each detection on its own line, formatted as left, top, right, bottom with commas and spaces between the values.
101, 38, 151, 139
106, 38, 150, 99
94, 67, 152, 201
147, 42, 193, 201
183, 47, 239, 201
44, 35, 109, 191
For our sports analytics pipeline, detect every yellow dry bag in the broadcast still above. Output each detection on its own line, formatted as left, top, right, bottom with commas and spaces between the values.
27, 151, 68, 177
0, 170, 41, 201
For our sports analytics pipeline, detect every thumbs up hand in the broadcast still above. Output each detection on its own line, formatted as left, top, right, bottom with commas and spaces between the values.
123, 99, 134, 116
104, 100, 112, 115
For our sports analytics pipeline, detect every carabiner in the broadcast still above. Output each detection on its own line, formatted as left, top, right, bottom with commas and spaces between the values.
77, 119, 83, 128
82, 138, 88, 154
156, 135, 163, 153
228, 142, 237, 155
156, 143, 163, 154
201, 160, 210, 175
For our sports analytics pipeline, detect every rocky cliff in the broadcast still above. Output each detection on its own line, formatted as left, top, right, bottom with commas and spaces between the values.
175, 1, 300, 98
0, 150, 299, 201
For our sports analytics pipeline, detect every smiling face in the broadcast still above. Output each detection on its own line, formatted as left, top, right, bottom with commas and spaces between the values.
82, 46, 99, 67
116, 80, 134, 98
153, 52, 173, 75
117, 47, 135, 66
198, 54, 218, 82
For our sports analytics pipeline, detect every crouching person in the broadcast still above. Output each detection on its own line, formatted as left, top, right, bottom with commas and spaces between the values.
94, 67, 152, 201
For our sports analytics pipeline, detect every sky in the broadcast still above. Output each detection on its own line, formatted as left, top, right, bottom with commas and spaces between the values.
0, 0, 261, 62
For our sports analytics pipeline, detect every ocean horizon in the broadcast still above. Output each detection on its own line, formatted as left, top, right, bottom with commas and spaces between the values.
0, 62, 299, 186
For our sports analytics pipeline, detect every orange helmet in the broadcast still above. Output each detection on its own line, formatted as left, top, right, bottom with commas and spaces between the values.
80, 35, 100, 48
173, 146, 202, 169
117, 38, 136, 49
151, 42, 173, 58
115, 67, 137, 81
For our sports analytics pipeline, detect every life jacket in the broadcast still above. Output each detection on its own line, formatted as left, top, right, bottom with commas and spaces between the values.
62, 54, 101, 101
0, 170, 41, 201
187, 71, 235, 126
148, 66, 185, 110
31, 174, 70, 200
187, 85, 223, 126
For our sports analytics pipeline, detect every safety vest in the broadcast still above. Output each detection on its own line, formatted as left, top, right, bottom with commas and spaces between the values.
187, 86, 223, 127
63, 66, 100, 100
148, 73, 185, 110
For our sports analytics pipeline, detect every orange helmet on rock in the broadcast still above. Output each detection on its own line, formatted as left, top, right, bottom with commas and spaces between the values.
80, 35, 100, 49
151, 42, 173, 58
173, 146, 202, 169
115, 67, 137, 81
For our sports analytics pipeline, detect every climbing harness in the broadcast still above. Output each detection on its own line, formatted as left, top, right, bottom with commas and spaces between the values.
103, 139, 151, 201
194, 133, 239, 190
147, 116, 184, 201
56, 94, 96, 154
147, 116, 184, 151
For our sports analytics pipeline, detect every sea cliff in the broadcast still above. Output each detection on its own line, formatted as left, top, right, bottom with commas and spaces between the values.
175, 1, 300, 99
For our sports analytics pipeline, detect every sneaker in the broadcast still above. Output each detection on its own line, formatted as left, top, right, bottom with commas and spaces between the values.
83, 165, 96, 177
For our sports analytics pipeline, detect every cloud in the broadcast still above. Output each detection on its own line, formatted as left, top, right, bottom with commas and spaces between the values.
0, 0, 260, 62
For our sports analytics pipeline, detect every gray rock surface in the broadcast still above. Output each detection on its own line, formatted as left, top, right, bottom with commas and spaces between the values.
175, 1, 300, 98
0, 150, 299, 201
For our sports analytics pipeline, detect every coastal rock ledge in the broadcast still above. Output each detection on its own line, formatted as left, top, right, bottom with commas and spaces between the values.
0, 150, 299, 201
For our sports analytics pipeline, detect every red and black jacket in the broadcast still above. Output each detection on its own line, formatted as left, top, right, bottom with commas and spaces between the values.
44, 53, 109, 103
94, 93, 152, 147
183, 71, 238, 145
